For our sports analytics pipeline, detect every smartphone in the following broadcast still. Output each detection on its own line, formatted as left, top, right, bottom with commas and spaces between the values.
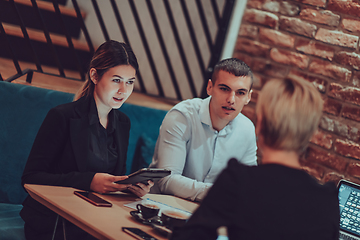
122, 227, 158, 240
74, 191, 112, 207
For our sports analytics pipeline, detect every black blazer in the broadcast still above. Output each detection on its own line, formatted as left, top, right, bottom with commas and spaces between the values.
20, 96, 131, 226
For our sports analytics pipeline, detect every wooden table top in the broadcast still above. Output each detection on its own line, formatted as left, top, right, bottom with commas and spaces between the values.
24, 184, 198, 240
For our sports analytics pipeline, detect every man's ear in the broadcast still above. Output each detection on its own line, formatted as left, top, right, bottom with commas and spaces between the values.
206, 79, 213, 96
90, 68, 98, 84
245, 90, 252, 105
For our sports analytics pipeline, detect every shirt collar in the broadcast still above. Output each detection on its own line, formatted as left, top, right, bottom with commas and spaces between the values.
107, 110, 116, 133
199, 96, 236, 135
88, 97, 116, 133
199, 96, 212, 127
88, 97, 98, 126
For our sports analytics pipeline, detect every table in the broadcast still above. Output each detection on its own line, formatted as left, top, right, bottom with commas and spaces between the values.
24, 184, 198, 240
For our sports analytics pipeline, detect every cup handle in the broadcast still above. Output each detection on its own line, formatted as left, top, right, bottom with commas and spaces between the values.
136, 204, 141, 212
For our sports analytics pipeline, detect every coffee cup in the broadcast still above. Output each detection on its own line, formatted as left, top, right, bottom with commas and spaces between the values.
136, 203, 160, 219
160, 210, 189, 229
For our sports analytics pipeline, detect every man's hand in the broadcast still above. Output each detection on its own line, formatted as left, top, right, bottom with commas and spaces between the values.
127, 180, 154, 197
90, 173, 131, 194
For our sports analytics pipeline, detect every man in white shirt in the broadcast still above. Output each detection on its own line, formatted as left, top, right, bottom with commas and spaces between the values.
149, 58, 257, 201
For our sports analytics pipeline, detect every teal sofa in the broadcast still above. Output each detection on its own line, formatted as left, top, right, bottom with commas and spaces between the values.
0, 81, 168, 239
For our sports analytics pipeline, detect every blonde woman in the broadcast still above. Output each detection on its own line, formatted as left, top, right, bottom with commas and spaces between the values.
171, 78, 340, 240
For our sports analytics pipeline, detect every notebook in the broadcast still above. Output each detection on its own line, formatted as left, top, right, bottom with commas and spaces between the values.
338, 179, 360, 240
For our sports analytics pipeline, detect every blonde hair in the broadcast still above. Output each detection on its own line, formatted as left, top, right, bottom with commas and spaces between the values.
256, 78, 323, 153
74, 40, 138, 101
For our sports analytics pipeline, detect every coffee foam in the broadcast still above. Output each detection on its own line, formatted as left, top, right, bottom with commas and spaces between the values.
143, 204, 159, 209
162, 211, 189, 219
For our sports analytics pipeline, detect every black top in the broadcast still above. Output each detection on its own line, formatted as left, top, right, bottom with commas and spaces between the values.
21, 95, 130, 189
20, 95, 131, 239
171, 158, 340, 240
88, 97, 118, 173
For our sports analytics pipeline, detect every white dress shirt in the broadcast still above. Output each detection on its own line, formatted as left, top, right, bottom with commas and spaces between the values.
149, 97, 257, 201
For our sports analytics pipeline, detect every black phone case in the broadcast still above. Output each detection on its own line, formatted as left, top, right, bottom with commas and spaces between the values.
122, 227, 158, 240
74, 191, 112, 207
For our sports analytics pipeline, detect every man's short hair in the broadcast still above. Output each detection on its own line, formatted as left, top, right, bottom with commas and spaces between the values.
211, 58, 254, 89
256, 78, 323, 153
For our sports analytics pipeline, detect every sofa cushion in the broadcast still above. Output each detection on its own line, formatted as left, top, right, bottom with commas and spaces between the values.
0, 81, 167, 204
119, 104, 167, 174
0, 203, 25, 240
0, 81, 74, 204
131, 133, 157, 173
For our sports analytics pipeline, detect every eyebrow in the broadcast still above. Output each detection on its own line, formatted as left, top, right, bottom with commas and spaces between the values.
112, 75, 136, 80
218, 83, 249, 93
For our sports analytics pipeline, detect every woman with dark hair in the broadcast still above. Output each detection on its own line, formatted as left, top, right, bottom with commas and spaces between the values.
20, 40, 153, 240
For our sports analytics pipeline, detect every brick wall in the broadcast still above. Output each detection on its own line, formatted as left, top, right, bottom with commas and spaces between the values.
236, 0, 360, 184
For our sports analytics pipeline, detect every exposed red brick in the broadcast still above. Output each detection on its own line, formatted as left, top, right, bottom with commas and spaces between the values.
279, 16, 317, 38
235, 38, 270, 57
270, 48, 309, 69
347, 177, 360, 186
232, 52, 253, 68
334, 139, 360, 160
334, 51, 360, 71
251, 59, 288, 78
353, 71, 360, 88
309, 59, 352, 82
243, 9, 278, 28
259, 28, 295, 48
247, 0, 274, 9
342, 105, 360, 122
252, 73, 266, 89
329, 83, 360, 106
323, 172, 345, 185
247, 0, 265, 9
239, 0, 360, 183
342, 18, 360, 34
320, 115, 360, 141
300, 158, 325, 180
335, 122, 359, 142
300, 8, 340, 27
320, 116, 335, 132
239, 24, 258, 39
242, 105, 256, 123
280, 2, 300, 16
323, 98, 342, 116
328, 0, 360, 18
315, 28, 359, 49
295, 38, 334, 61
247, 0, 283, 12
287, 69, 327, 93
310, 130, 333, 149
250, 89, 259, 104
262, 0, 280, 12
346, 161, 360, 179
294, 0, 326, 7
307, 146, 347, 172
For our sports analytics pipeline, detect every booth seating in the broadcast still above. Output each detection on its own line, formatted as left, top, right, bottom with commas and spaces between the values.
0, 81, 168, 239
